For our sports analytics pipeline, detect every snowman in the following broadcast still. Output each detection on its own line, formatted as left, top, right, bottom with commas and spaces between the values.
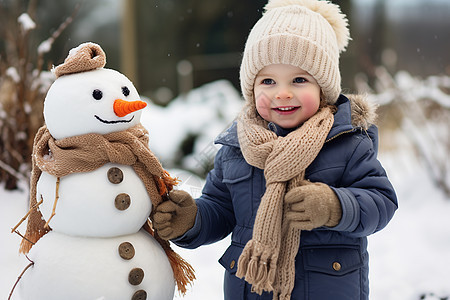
13, 42, 194, 300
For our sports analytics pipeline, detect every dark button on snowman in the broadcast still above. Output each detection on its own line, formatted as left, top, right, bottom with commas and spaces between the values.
108, 167, 124, 184
15, 42, 194, 300
119, 242, 135, 260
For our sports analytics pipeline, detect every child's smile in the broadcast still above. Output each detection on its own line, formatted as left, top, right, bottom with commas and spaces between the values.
272, 106, 300, 114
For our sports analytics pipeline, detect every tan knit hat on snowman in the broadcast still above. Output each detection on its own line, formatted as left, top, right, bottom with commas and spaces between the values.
240, 0, 351, 105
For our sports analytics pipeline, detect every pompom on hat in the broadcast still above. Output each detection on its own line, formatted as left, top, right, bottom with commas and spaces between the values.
240, 0, 351, 105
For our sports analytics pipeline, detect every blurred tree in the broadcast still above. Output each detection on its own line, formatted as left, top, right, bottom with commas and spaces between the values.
131, 0, 266, 103
0, 0, 76, 190
351, 0, 450, 85
331, 0, 357, 92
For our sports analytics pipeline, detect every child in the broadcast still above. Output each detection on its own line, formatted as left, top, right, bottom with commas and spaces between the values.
153, 0, 398, 299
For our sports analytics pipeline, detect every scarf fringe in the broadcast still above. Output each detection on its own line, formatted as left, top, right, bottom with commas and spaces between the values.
273, 291, 292, 300
19, 222, 49, 254
152, 170, 197, 294
167, 248, 196, 295
236, 240, 278, 295
143, 221, 195, 295
157, 170, 180, 196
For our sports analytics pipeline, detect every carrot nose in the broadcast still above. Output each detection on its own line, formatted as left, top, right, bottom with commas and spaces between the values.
113, 99, 147, 117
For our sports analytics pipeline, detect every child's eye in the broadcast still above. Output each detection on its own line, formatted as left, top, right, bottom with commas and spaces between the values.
261, 78, 275, 85
293, 77, 307, 84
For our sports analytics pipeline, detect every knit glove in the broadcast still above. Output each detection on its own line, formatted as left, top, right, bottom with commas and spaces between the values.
285, 182, 342, 230
152, 189, 197, 240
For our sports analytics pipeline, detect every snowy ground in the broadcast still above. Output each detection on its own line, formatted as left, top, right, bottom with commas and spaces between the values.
1, 80, 449, 300
2, 152, 449, 300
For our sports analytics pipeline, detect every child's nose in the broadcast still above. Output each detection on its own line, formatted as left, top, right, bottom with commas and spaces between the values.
275, 89, 293, 100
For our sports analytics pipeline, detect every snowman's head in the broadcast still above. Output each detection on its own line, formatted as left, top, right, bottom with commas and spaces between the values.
44, 68, 145, 139
43, 42, 147, 140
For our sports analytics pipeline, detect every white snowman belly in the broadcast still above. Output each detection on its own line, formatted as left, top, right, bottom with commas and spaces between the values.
18, 230, 175, 300
37, 163, 152, 237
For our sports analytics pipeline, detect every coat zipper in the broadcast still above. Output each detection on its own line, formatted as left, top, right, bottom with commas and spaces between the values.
325, 128, 356, 143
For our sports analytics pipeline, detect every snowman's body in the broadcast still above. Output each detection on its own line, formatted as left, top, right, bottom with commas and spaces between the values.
21, 230, 174, 300
17, 44, 176, 300
37, 164, 152, 238
20, 165, 175, 300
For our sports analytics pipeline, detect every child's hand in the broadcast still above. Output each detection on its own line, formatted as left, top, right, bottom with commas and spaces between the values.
152, 190, 197, 240
284, 182, 342, 230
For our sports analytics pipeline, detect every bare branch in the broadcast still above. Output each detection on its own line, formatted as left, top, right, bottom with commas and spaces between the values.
8, 261, 34, 300
37, 3, 81, 71
44, 177, 60, 229
0, 158, 27, 183
11, 196, 44, 233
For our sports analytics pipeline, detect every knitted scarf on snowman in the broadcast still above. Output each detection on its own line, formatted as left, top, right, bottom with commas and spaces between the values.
235, 105, 334, 299
20, 123, 195, 294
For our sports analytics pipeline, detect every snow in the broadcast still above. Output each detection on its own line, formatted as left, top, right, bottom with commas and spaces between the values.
371, 151, 450, 299
6, 67, 20, 83
140, 79, 243, 172
363, 67, 450, 108
1, 79, 449, 299
17, 13, 35, 32
32, 70, 55, 94
0, 182, 29, 300
37, 40, 52, 55
66, 42, 96, 59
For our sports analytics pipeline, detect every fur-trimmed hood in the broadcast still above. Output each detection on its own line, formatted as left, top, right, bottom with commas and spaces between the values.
347, 94, 378, 131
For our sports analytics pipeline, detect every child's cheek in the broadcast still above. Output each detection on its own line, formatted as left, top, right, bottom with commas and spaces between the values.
300, 92, 320, 113
255, 96, 271, 120
256, 105, 270, 120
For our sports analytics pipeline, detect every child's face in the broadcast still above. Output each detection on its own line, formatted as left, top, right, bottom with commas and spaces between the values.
253, 64, 321, 129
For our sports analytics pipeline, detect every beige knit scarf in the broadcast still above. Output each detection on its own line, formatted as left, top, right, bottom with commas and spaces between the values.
20, 123, 194, 294
236, 106, 334, 299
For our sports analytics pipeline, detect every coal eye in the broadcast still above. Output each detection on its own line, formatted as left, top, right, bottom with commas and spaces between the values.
92, 89, 103, 100
122, 86, 130, 97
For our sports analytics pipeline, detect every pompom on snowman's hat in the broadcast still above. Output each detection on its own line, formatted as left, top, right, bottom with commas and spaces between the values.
240, 0, 351, 105
53, 42, 106, 78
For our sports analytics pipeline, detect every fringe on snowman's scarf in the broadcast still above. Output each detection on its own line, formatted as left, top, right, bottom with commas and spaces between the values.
19, 126, 50, 254
143, 220, 195, 295
148, 173, 196, 295
157, 170, 180, 196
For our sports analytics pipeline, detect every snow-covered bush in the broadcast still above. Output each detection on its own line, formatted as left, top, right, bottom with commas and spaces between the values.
356, 66, 450, 198
141, 79, 243, 177
0, 5, 74, 190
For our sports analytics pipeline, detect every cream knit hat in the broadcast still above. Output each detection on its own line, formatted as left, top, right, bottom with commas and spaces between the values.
240, 0, 350, 105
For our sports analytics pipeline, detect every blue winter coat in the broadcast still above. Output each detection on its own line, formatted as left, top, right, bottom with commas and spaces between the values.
174, 95, 398, 300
